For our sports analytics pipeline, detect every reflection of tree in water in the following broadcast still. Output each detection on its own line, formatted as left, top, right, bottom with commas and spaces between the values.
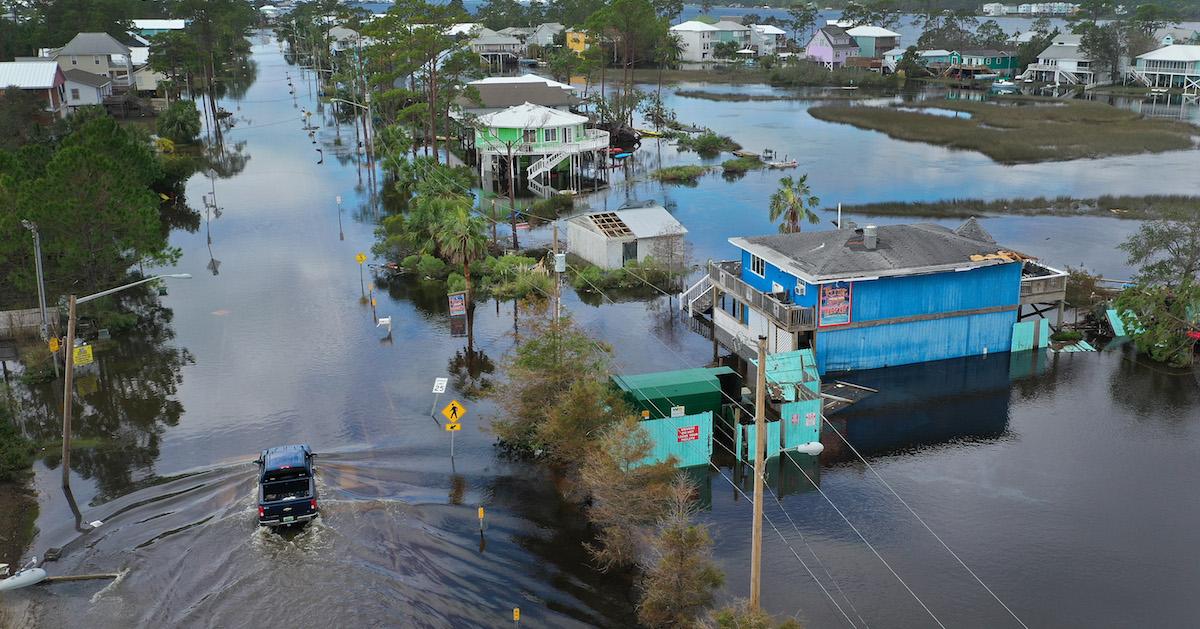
213, 57, 259, 103
1108, 344, 1199, 419
203, 140, 251, 179
31, 291, 194, 502
448, 345, 495, 401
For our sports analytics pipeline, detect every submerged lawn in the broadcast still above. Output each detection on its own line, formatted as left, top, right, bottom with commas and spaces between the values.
808, 99, 1199, 163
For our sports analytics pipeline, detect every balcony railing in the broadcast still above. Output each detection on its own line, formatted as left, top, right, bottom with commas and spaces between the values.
708, 260, 816, 332
477, 128, 609, 156
1020, 262, 1068, 304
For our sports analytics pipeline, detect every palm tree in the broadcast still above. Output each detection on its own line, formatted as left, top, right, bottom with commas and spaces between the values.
436, 203, 489, 309
768, 174, 821, 234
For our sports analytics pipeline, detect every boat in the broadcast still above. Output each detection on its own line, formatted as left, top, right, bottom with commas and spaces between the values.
732, 150, 760, 158
767, 160, 797, 169
612, 152, 632, 159
636, 128, 664, 138
993, 79, 1015, 87
0, 559, 47, 592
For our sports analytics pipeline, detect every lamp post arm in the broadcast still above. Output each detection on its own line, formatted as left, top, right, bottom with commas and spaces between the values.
76, 273, 192, 305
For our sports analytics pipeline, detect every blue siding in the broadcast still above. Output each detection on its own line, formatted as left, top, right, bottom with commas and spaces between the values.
817, 309, 1017, 372
739, 249, 809, 304
850, 263, 1021, 322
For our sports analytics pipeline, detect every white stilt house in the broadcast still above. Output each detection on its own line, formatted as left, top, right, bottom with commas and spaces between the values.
471, 102, 609, 198
1132, 45, 1200, 94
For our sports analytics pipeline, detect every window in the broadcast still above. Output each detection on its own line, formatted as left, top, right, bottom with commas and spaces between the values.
563, 126, 573, 142
94, 56, 100, 65
544, 127, 557, 142
523, 129, 536, 143
71, 58, 77, 65
70, 88, 80, 100
749, 254, 765, 277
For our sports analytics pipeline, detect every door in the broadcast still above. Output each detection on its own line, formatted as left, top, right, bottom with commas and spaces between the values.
622, 241, 637, 266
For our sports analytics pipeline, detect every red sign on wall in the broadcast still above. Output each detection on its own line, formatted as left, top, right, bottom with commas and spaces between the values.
677, 425, 700, 442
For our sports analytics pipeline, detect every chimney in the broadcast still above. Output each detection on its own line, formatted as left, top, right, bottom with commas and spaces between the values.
863, 225, 877, 250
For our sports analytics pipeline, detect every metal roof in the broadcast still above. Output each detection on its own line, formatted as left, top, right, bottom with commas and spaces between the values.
470, 74, 575, 91
612, 367, 734, 404
614, 206, 687, 239
63, 68, 111, 88
1037, 44, 1087, 61
1138, 44, 1200, 62
132, 19, 187, 30
752, 24, 787, 35
671, 20, 720, 32
59, 32, 131, 56
846, 25, 901, 38
753, 348, 820, 401
476, 101, 586, 128
730, 220, 1015, 283
0, 61, 62, 89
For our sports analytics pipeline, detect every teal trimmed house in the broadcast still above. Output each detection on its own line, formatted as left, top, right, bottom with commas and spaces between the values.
1133, 45, 1200, 93
472, 101, 609, 197
951, 49, 1019, 76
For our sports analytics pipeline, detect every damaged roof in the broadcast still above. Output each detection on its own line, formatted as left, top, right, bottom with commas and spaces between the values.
730, 219, 1018, 282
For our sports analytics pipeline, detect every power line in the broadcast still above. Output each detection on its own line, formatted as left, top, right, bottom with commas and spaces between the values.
819, 418, 1029, 628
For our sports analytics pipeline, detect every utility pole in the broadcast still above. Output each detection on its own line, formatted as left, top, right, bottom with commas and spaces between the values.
750, 335, 767, 609
21, 220, 48, 340
60, 295, 77, 488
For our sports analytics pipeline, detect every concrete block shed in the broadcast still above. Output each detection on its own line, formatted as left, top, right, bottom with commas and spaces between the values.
567, 203, 687, 270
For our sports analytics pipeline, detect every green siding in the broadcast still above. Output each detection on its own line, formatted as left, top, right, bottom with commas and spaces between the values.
639, 411, 714, 469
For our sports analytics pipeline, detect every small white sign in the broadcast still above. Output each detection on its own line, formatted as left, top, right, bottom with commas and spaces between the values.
432, 377, 448, 394
670, 405, 686, 418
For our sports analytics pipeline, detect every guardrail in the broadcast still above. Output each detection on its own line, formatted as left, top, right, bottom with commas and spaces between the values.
708, 261, 815, 332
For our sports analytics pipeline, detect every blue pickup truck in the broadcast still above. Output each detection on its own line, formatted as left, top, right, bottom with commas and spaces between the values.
256, 445, 319, 527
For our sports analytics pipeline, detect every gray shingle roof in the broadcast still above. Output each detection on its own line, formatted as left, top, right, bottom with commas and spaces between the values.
59, 32, 131, 56
731, 221, 1012, 282
63, 68, 112, 87
456, 82, 579, 110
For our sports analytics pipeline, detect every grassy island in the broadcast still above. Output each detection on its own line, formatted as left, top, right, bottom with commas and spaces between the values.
808, 100, 1199, 163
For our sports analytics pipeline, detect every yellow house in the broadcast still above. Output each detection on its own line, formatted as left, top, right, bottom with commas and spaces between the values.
566, 30, 590, 55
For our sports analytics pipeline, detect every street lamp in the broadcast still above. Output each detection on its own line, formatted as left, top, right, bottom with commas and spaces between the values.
20, 220, 48, 340
59, 273, 192, 487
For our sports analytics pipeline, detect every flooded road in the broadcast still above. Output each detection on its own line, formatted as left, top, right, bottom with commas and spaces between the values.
5, 34, 1200, 627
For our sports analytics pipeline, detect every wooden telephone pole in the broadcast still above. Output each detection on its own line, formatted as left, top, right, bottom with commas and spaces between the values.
750, 335, 767, 608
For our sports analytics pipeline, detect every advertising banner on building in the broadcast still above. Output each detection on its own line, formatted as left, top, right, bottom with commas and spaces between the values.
818, 282, 852, 327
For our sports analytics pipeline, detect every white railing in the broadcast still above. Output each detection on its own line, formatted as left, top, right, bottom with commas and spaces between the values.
478, 128, 609, 156
528, 147, 572, 180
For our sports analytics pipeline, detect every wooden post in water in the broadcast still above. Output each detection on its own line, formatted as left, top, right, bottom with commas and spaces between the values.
60, 295, 76, 488
749, 335, 767, 609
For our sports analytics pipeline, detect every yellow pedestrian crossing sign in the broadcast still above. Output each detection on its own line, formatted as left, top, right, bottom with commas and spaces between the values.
441, 400, 466, 423
355, 252, 367, 265
444, 423, 462, 431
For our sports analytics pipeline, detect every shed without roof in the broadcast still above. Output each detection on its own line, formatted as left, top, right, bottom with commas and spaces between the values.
59, 32, 131, 56
476, 102, 586, 128
615, 206, 687, 239
0, 61, 63, 89
730, 220, 1019, 283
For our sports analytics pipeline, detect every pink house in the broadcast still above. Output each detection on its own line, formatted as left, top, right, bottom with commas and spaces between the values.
804, 25, 860, 70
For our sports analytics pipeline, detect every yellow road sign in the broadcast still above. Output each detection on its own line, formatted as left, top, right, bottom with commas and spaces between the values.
72, 344, 94, 367
48, 337, 60, 353
441, 400, 466, 423
444, 423, 462, 432
355, 252, 367, 265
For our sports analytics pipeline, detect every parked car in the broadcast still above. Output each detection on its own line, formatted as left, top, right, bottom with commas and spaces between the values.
256, 444, 318, 527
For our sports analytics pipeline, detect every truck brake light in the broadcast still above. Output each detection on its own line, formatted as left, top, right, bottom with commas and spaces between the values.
258, 505, 264, 518
310, 499, 318, 511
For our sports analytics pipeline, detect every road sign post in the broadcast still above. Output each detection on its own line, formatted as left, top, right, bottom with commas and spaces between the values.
356, 252, 367, 296
429, 377, 449, 422
441, 400, 466, 459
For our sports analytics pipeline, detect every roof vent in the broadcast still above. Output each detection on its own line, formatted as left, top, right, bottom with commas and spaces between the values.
863, 225, 877, 250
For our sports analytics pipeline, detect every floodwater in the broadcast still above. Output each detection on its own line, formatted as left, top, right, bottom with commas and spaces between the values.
4, 34, 1200, 628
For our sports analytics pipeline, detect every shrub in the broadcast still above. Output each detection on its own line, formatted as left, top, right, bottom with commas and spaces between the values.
416, 254, 447, 278
1051, 330, 1084, 342
0, 415, 35, 482
156, 100, 202, 144
652, 165, 707, 184
446, 272, 467, 293
401, 254, 421, 270
676, 131, 739, 156
721, 156, 763, 173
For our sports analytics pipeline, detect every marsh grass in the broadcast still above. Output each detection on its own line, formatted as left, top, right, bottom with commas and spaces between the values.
827, 194, 1200, 220
809, 100, 1199, 163
721, 156, 764, 172
652, 165, 708, 183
